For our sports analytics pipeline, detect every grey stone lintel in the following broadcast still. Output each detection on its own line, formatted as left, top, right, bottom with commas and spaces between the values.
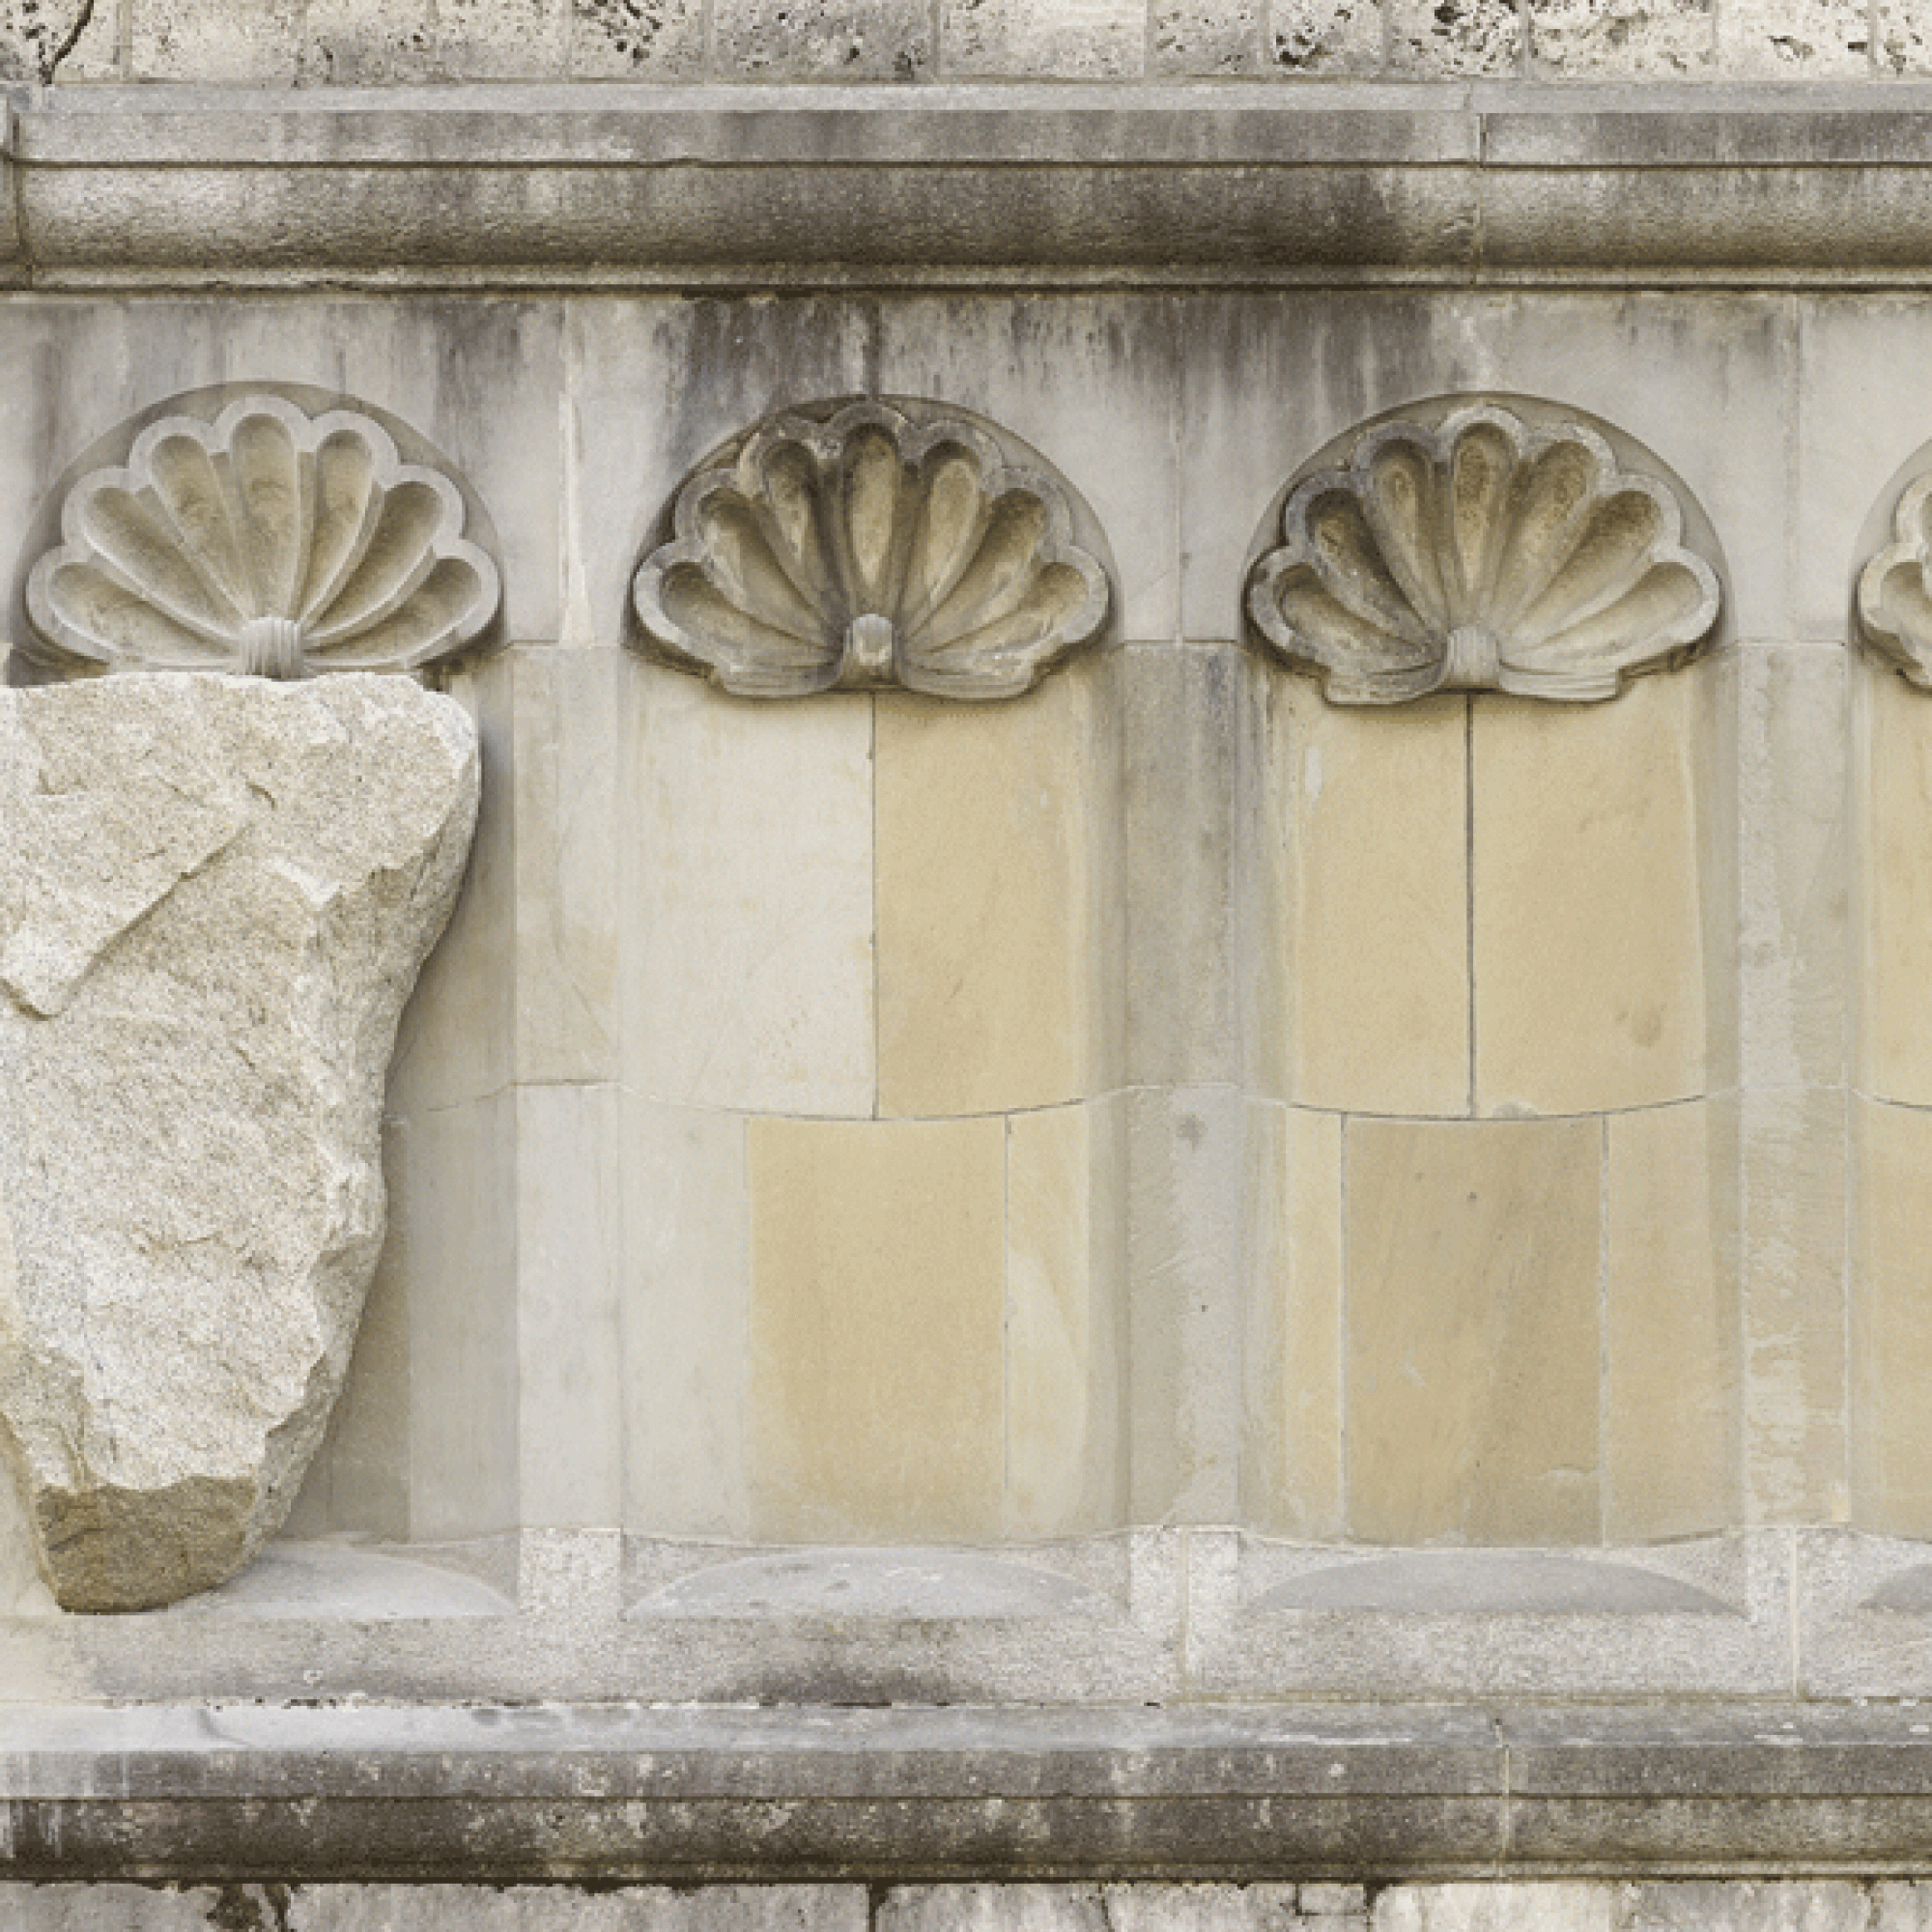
11, 82, 1932, 290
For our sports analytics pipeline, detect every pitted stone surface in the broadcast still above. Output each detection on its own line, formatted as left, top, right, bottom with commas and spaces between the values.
0, 673, 477, 1613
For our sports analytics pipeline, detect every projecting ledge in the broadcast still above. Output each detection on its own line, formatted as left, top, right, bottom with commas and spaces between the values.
13, 83, 1932, 290
11, 1702, 1932, 1882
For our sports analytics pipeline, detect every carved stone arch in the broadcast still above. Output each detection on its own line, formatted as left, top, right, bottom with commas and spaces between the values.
13, 383, 505, 685
1243, 393, 1726, 706
1859, 462, 1932, 686
628, 395, 1116, 700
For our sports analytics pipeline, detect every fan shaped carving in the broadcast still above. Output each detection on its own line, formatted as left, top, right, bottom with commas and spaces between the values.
631, 398, 1112, 700
1246, 404, 1722, 705
1859, 473, 1932, 688
24, 394, 501, 680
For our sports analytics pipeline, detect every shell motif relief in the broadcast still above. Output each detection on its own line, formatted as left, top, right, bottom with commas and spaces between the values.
1859, 473, 1932, 688
1246, 405, 1722, 705
25, 395, 501, 680
631, 399, 1112, 699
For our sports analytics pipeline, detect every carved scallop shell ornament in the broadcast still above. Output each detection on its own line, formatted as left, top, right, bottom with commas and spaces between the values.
631, 398, 1112, 699
1246, 404, 1722, 705
23, 393, 501, 680
1858, 473, 1932, 687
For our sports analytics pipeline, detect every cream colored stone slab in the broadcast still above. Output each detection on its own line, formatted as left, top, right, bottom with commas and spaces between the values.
1529, 0, 1713, 75
302, 0, 436, 81
132, 0, 298, 77
1718, 0, 1871, 74
570, 0, 706, 73
398, 1091, 522, 1545
622, 1095, 752, 1540
507, 646, 625, 1089
513, 1084, 624, 1530
623, 664, 874, 1118
749, 1116, 1007, 1542
877, 662, 1113, 1119
1851, 1097, 1932, 1539
1388, 0, 1519, 71
1287, 682, 1469, 1117
1245, 1102, 1346, 1541
1743, 1087, 1849, 1525
1005, 1100, 1126, 1539
437, 0, 569, 74
1881, 1, 1932, 71
938, 0, 1145, 75
1346, 1117, 1602, 1546
1267, 0, 1382, 71
873, 298, 1176, 642
1151, 0, 1262, 75
565, 299, 873, 651
1605, 1101, 1742, 1543
1378, 1888, 1616, 1932
1732, 645, 1848, 1093
1473, 673, 1709, 1116
1858, 658, 1932, 1106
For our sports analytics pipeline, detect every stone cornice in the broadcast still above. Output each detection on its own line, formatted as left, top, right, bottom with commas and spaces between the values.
10, 82, 1932, 291
8, 1701, 1932, 1882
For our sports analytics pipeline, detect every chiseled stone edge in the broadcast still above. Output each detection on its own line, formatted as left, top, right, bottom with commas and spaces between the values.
13, 86, 1932, 289
11, 1701, 1932, 1880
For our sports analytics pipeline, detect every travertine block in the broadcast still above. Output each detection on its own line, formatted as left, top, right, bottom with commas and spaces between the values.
1346, 1118, 1602, 1545
1286, 684, 1469, 1117
883, 1889, 1305, 1931
435, 0, 569, 75
1388, 0, 1519, 72
622, 1097, 751, 1539
1246, 1103, 1345, 1541
1267, 0, 1381, 70
0, 676, 478, 1608
717, 0, 931, 74
1717, 0, 1871, 74
1, 0, 107, 79
878, 667, 1111, 1118
1528, 0, 1713, 76
302, 0, 436, 80
623, 666, 874, 1118
570, 0, 704, 72
1858, 659, 1932, 1105
750, 1117, 1007, 1541
1742, 1088, 1848, 1524
1473, 674, 1709, 1116
940, 0, 1144, 73
1880, 0, 1932, 71
131, 0, 298, 76
1151, 0, 1261, 73
1631, 1884, 1873, 1932
1006, 1101, 1126, 1538
1380, 1889, 1616, 1932
1605, 1101, 1741, 1542
1851, 1096, 1932, 1538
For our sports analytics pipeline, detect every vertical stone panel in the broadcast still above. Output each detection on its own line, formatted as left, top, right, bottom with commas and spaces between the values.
1605, 1100, 1741, 1541
1473, 674, 1708, 1116
749, 1118, 1007, 1541
1858, 659, 1932, 1106
1285, 684, 1470, 1117
1346, 1117, 1602, 1545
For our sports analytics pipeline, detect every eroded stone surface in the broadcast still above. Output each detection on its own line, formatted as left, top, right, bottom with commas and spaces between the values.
0, 672, 477, 1612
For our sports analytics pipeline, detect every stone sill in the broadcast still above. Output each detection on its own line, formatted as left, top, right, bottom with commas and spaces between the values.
12, 82, 1932, 289
10, 1700, 1932, 1883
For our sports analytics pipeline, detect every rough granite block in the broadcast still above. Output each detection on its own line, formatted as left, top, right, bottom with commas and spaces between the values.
1388, 0, 1519, 72
1528, 0, 1714, 76
1151, 0, 1263, 74
941, 0, 1144, 76
1268, 0, 1381, 70
1717, 0, 1870, 74
571, 0, 706, 71
717, 0, 932, 76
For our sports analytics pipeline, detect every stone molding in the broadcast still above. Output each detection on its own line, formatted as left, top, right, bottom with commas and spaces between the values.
10, 87, 1932, 291
631, 397, 1112, 700
1859, 472, 1932, 687
21, 390, 502, 681
1246, 402, 1722, 704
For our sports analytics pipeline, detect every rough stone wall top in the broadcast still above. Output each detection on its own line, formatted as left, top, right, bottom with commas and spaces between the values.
25, 0, 1930, 87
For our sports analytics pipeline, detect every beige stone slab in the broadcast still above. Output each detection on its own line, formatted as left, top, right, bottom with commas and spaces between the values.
570, 0, 706, 74
1287, 683, 1470, 1118
1731, 644, 1847, 1094
877, 662, 1114, 1119
1005, 1100, 1127, 1539
1605, 1101, 1742, 1543
1346, 1117, 1602, 1546
622, 664, 875, 1118
436, 0, 569, 75
1858, 658, 1932, 1107
749, 1116, 1007, 1541
1718, 0, 1871, 75
1742, 1087, 1849, 1525
622, 1096, 752, 1540
132, 0, 298, 78
301, 0, 436, 81
1245, 1102, 1346, 1541
938, 0, 1145, 79
1529, 0, 1713, 76
1851, 1096, 1932, 1539
1473, 673, 1710, 1117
